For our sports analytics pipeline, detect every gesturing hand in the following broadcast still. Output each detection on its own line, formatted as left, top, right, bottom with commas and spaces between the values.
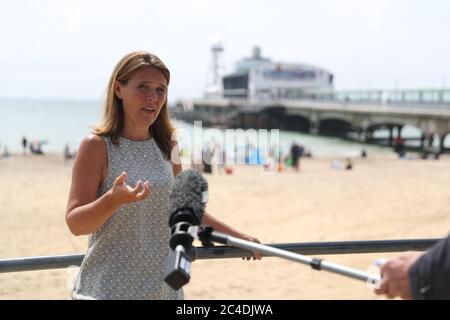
109, 171, 151, 206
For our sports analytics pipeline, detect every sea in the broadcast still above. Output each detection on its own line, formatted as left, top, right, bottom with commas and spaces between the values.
0, 97, 425, 157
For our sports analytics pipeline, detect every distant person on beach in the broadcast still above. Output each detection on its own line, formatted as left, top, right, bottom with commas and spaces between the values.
202, 143, 214, 174
64, 144, 76, 161
2, 146, 10, 158
375, 233, 450, 299
30, 140, 44, 155
65, 51, 261, 300
331, 159, 342, 170
290, 143, 304, 172
22, 136, 28, 155
345, 158, 353, 170
394, 137, 406, 158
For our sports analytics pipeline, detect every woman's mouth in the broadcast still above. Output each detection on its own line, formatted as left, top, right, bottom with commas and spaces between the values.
142, 106, 156, 114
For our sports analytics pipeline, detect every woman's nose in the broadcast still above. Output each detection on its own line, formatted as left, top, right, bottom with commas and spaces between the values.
145, 90, 157, 101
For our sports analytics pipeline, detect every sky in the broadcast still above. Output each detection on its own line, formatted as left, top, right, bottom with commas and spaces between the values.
1, 0, 450, 102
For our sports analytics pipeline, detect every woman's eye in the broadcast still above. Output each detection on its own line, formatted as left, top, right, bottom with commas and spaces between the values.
156, 88, 166, 95
138, 85, 148, 93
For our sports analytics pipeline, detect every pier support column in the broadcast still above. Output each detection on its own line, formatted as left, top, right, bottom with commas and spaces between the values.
360, 129, 373, 143
366, 129, 374, 142
439, 134, 445, 154
439, 133, 448, 154
428, 133, 435, 148
310, 123, 319, 135
359, 128, 370, 143
309, 116, 320, 135
420, 133, 426, 150
397, 125, 404, 140
358, 128, 364, 142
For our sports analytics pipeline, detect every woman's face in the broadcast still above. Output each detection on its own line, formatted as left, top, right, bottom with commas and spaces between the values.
115, 66, 168, 129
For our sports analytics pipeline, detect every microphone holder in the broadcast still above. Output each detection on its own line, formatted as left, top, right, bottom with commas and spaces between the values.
164, 225, 381, 290
200, 227, 380, 285
164, 220, 196, 290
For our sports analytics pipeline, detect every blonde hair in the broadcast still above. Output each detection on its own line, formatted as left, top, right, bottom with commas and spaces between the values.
94, 51, 175, 160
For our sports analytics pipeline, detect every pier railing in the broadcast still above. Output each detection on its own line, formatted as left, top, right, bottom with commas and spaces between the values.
195, 88, 450, 109
0, 238, 440, 273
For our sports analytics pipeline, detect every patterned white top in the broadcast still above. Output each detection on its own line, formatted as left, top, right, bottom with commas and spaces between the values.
72, 136, 183, 300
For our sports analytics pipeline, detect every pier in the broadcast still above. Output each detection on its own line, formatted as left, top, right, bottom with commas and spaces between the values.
173, 88, 450, 153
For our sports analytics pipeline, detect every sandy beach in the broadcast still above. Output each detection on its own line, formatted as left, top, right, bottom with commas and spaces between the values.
1, 152, 450, 300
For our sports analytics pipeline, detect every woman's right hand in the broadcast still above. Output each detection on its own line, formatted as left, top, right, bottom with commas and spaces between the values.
108, 171, 151, 207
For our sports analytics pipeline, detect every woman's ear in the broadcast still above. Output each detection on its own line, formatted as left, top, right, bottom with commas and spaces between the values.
114, 80, 123, 99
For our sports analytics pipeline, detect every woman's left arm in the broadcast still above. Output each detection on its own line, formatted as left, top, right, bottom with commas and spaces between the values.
202, 212, 262, 260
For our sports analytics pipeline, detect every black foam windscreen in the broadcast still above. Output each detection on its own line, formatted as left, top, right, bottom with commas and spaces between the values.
169, 169, 208, 226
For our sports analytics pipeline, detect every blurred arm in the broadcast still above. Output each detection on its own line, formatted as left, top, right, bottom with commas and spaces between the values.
409, 233, 450, 299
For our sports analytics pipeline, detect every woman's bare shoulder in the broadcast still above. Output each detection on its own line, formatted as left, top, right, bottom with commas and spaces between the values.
77, 134, 107, 162
80, 133, 106, 149
82, 133, 105, 145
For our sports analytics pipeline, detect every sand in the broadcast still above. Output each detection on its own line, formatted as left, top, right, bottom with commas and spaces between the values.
1, 152, 450, 299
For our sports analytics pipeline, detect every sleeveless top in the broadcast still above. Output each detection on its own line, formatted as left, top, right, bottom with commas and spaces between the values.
72, 136, 183, 300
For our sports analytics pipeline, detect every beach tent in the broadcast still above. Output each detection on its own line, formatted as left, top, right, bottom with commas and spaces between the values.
246, 148, 265, 165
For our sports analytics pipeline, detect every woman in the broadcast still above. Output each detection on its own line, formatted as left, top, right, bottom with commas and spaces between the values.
66, 51, 261, 300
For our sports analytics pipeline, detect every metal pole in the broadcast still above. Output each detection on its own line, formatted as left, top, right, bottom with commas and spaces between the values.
0, 254, 84, 273
225, 236, 379, 284
0, 238, 440, 273
193, 238, 440, 259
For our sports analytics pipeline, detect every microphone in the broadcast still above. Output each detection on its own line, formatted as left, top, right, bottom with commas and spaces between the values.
168, 169, 208, 229
164, 170, 208, 290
